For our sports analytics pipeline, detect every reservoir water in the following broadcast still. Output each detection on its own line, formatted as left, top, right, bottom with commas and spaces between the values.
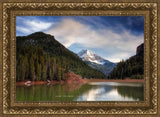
16, 82, 144, 101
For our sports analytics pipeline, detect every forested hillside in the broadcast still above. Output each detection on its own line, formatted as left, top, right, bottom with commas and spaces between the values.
16, 32, 105, 81
108, 43, 144, 79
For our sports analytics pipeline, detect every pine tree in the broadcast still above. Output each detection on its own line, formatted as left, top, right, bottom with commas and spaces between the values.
61, 69, 65, 80
49, 66, 52, 80
65, 65, 69, 79
57, 67, 61, 81
35, 58, 39, 80
24, 56, 29, 79
21, 57, 26, 81
16, 64, 20, 81
54, 59, 57, 79
30, 56, 35, 81
42, 65, 47, 81
121, 68, 124, 79
52, 63, 54, 80
37, 63, 41, 81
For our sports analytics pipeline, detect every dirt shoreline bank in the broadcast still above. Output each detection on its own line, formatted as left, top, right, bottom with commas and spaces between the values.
85, 78, 144, 83
16, 78, 144, 86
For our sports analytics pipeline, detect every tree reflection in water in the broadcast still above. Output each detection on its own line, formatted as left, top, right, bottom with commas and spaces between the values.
114, 85, 144, 101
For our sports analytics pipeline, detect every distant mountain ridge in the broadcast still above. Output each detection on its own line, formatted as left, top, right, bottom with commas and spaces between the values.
77, 49, 116, 76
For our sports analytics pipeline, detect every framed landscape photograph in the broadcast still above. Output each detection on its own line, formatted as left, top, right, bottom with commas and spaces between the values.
16, 16, 144, 102
0, 0, 160, 116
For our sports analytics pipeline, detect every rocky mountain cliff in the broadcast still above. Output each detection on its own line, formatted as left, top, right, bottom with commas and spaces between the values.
136, 43, 144, 56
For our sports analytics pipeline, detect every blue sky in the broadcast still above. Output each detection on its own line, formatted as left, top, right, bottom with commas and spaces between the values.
16, 16, 144, 62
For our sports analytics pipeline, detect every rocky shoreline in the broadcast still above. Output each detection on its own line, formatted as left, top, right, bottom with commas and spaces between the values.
16, 72, 87, 86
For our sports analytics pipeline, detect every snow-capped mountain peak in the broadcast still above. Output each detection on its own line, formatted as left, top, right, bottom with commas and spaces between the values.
77, 49, 106, 65
86, 49, 95, 57
78, 49, 94, 57
77, 49, 117, 76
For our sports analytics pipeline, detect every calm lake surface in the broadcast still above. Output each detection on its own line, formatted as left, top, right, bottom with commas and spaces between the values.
16, 82, 144, 101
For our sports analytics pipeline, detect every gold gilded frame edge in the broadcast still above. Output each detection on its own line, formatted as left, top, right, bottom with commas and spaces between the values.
10, 10, 149, 107
0, 0, 159, 116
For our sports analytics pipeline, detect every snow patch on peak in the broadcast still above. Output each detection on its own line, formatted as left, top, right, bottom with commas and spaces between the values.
86, 50, 95, 57
77, 49, 106, 65
78, 49, 94, 58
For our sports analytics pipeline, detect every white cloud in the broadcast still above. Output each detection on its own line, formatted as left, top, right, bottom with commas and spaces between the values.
25, 20, 53, 32
16, 17, 143, 62
16, 17, 53, 35
105, 52, 131, 63
45, 18, 144, 62
16, 26, 31, 34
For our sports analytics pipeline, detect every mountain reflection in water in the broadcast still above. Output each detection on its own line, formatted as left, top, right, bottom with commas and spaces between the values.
77, 82, 144, 101
16, 82, 144, 101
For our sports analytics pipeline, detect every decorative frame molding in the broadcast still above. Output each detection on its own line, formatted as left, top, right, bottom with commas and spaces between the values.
0, 0, 159, 116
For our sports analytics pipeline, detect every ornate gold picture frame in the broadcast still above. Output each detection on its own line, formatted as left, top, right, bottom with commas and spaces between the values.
0, 0, 160, 116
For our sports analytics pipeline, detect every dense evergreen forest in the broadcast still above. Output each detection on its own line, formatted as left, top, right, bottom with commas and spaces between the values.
16, 32, 105, 81
108, 43, 144, 79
